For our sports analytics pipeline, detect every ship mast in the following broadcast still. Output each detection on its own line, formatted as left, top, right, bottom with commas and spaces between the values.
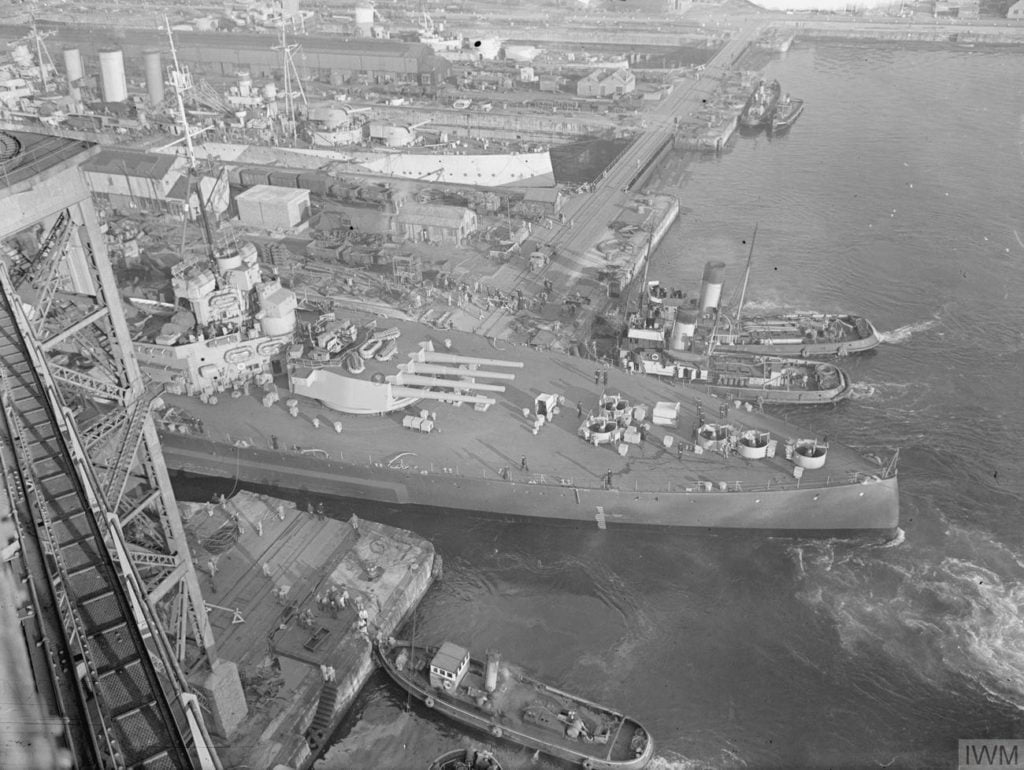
734, 223, 758, 327
273, 25, 308, 144
29, 16, 54, 92
164, 18, 216, 266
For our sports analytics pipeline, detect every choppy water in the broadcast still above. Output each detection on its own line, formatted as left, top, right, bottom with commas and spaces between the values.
179, 42, 1024, 769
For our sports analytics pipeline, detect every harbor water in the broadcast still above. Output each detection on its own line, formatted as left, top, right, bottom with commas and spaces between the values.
180, 43, 1024, 769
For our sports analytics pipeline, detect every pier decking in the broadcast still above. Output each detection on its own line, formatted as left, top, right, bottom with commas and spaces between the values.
181, 490, 437, 770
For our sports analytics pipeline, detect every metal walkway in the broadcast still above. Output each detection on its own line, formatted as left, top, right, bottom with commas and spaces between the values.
0, 277, 196, 768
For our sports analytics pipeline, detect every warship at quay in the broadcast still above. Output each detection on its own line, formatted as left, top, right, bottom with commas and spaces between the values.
153, 309, 899, 535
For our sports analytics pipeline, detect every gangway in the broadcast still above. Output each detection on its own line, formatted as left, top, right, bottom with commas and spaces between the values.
0, 263, 217, 769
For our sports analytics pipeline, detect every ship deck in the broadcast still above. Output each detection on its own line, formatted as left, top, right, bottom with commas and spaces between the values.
159, 311, 886, 500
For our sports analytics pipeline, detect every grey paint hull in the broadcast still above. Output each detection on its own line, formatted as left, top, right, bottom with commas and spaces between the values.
161, 435, 900, 535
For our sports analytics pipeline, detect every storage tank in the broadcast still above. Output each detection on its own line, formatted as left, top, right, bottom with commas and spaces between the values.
62, 48, 83, 84
698, 260, 726, 312
355, 3, 374, 36
143, 50, 163, 106
98, 49, 128, 103
237, 71, 252, 97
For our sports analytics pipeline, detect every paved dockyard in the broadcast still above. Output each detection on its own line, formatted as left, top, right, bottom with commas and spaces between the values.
180, 490, 437, 770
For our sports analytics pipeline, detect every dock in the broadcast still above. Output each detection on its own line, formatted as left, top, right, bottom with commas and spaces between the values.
181, 490, 439, 770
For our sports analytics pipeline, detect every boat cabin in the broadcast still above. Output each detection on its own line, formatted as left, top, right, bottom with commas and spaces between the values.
430, 642, 470, 691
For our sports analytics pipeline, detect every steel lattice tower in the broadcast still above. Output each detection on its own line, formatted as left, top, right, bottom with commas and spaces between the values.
1, 131, 242, 762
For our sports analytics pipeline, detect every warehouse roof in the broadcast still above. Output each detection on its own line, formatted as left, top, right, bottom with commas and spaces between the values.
82, 149, 177, 180
236, 184, 310, 204
396, 203, 473, 228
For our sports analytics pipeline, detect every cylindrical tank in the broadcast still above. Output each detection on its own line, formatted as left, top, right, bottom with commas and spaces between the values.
355, 3, 374, 36
262, 83, 278, 101
484, 650, 500, 693
237, 71, 252, 97
669, 311, 698, 351
143, 50, 164, 106
354, 3, 374, 25
98, 49, 128, 103
698, 260, 726, 312
62, 48, 83, 83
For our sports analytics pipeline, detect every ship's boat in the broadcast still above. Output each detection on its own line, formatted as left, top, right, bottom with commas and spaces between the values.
343, 349, 365, 374
358, 337, 384, 360
740, 79, 781, 128
225, 346, 253, 364
372, 327, 402, 343
257, 339, 285, 356
378, 639, 653, 770
375, 338, 399, 362
771, 95, 804, 133
427, 747, 502, 770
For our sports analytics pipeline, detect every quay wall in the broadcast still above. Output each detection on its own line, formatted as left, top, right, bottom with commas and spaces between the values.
786, 20, 1024, 45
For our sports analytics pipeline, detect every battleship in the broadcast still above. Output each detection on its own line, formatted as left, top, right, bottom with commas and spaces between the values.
149, 291, 899, 534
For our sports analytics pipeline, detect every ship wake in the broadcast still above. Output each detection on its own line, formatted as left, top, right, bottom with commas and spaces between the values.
792, 526, 1024, 712
877, 318, 939, 344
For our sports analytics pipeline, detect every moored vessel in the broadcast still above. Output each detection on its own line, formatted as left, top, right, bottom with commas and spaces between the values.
771, 94, 804, 133
378, 638, 653, 770
638, 228, 880, 358
630, 348, 852, 406
156, 307, 899, 535
740, 79, 782, 128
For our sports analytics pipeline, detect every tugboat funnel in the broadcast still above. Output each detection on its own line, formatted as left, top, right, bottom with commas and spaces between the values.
699, 261, 726, 312
485, 650, 500, 693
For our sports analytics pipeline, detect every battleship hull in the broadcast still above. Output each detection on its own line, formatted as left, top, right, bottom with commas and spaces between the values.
161, 433, 899, 535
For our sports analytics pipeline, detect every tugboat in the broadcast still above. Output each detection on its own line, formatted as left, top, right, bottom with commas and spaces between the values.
740, 79, 781, 129
377, 638, 654, 770
630, 348, 852, 406
428, 747, 502, 770
771, 94, 804, 134
631, 228, 880, 359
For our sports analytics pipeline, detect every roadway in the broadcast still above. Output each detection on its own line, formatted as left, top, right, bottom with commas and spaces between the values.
548, 22, 761, 264
472, 21, 763, 338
